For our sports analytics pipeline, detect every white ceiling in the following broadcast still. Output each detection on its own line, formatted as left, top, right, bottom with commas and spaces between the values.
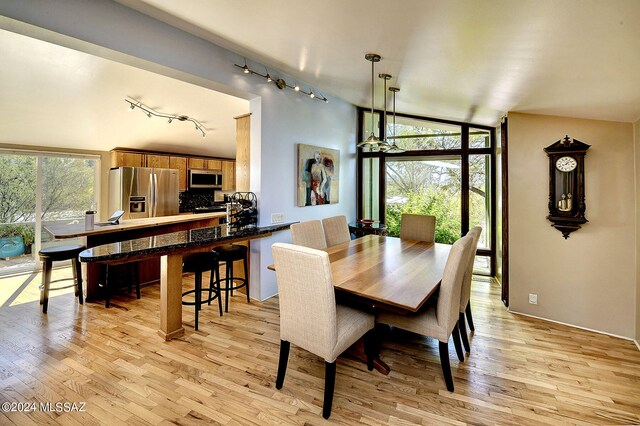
1, 0, 639, 159
0, 29, 249, 158
118, 0, 640, 125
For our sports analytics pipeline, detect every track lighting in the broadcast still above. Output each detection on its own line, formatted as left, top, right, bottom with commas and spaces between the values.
234, 59, 328, 103
125, 97, 207, 138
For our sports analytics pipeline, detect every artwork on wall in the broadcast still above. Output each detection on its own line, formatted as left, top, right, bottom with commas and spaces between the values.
297, 144, 339, 206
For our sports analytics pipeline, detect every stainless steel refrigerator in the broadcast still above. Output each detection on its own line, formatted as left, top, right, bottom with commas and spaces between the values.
109, 167, 179, 220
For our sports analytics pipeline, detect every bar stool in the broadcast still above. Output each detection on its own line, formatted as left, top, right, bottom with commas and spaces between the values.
102, 263, 140, 308
38, 244, 85, 314
212, 244, 249, 312
182, 252, 223, 330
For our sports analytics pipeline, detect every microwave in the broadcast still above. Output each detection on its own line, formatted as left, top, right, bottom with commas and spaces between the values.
188, 169, 223, 189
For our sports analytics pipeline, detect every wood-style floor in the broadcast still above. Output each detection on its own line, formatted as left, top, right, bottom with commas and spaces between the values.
0, 273, 639, 425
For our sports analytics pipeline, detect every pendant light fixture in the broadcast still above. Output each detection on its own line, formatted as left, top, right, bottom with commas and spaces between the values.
378, 73, 393, 151
385, 87, 405, 153
357, 53, 383, 148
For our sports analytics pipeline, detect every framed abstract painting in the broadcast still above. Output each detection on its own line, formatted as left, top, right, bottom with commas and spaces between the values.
297, 144, 340, 206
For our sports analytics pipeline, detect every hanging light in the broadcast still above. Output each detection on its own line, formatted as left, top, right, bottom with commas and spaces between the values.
357, 53, 383, 148
385, 86, 405, 153
378, 73, 392, 151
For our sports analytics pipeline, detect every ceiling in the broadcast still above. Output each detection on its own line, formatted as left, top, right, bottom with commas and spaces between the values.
118, 0, 640, 126
0, 28, 249, 158
1, 0, 639, 159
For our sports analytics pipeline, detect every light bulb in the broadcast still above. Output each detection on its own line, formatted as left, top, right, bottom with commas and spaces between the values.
294, 84, 300, 91
243, 65, 250, 74
309, 91, 315, 98
266, 73, 272, 82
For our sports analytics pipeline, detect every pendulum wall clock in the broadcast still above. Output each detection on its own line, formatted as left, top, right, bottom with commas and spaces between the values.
544, 135, 590, 239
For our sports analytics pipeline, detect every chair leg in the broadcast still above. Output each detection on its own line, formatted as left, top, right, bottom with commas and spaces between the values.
224, 261, 230, 313
74, 258, 83, 305
452, 324, 464, 362
438, 341, 454, 392
214, 262, 223, 316
41, 260, 52, 314
275, 340, 290, 389
466, 302, 475, 331
364, 329, 377, 371
229, 261, 234, 297
458, 312, 470, 353
194, 271, 202, 331
208, 267, 214, 306
243, 256, 250, 303
323, 361, 337, 419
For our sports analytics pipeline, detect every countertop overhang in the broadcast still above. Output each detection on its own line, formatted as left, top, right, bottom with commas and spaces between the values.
79, 223, 292, 263
46, 212, 226, 239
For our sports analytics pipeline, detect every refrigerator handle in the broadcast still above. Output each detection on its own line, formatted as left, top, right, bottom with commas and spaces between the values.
153, 173, 158, 217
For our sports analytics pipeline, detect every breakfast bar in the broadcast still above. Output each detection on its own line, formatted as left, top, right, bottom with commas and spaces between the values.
45, 212, 226, 299
79, 222, 291, 340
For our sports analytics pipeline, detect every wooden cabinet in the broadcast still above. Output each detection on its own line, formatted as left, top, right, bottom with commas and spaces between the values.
222, 160, 235, 191
111, 151, 144, 168
188, 158, 206, 170
169, 156, 188, 191
146, 154, 170, 168
207, 159, 222, 170
111, 150, 234, 192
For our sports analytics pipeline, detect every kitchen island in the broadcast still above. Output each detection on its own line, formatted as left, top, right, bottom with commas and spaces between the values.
45, 212, 226, 299
80, 223, 292, 340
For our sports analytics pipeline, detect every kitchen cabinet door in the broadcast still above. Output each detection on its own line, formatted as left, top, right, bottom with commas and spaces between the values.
169, 156, 188, 191
222, 160, 235, 191
207, 160, 222, 170
188, 158, 206, 170
111, 151, 144, 168
146, 154, 170, 168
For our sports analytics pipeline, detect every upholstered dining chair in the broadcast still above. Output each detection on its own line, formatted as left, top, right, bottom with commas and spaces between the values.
376, 235, 474, 392
290, 220, 327, 250
271, 243, 375, 419
458, 226, 482, 352
400, 213, 436, 242
321, 215, 351, 247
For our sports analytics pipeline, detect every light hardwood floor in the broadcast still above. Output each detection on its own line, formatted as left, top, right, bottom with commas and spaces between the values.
0, 272, 639, 425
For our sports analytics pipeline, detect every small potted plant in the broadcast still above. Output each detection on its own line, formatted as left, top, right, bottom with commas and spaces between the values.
0, 224, 26, 258
17, 224, 35, 255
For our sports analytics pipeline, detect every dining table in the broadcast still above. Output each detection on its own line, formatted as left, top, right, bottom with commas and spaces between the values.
268, 234, 452, 373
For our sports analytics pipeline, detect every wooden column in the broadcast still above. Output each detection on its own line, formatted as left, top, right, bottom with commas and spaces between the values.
159, 253, 185, 341
234, 113, 250, 192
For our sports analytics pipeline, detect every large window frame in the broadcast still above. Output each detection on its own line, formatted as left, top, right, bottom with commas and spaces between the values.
356, 108, 497, 275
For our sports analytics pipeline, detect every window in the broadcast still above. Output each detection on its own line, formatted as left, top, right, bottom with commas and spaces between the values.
357, 110, 496, 275
0, 150, 100, 277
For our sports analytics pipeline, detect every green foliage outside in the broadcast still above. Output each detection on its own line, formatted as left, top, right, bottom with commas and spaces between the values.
386, 189, 461, 244
0, 155, 95, 224
0, 224, 35, 246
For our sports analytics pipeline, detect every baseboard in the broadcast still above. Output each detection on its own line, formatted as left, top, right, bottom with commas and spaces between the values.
635, 339, 640, 351
508, 308, 636, 346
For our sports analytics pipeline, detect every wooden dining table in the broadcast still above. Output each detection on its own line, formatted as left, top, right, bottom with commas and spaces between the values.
269, 234, 452, 373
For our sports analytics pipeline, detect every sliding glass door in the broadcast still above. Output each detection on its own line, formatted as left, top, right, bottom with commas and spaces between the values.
0, 150, 100, 276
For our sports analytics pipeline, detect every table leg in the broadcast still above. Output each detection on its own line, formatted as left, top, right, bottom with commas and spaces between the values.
345, 339, 390, 375
158, 253, 185, 341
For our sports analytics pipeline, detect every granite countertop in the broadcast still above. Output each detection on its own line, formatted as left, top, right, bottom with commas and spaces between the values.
79, 223, 293, 262
46, 212, 226, 239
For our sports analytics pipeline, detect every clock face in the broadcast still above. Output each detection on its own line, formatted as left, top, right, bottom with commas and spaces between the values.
556, 156, 577, 172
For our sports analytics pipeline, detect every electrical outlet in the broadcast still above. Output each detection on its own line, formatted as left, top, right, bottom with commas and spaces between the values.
528, 293, 538, 305
271, 213, 285, 224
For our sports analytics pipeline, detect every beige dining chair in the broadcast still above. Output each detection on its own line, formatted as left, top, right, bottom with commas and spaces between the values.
458, 226, 482, 352
290, 220, 327, 250
271, 243, 375, 419
322, 215, 351, 247
376, 235, 474, 392
400, 213, 436, 242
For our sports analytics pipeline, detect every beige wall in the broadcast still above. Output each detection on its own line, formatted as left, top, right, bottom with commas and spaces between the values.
508, 112, 635, 338
635, 117, 640, 344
